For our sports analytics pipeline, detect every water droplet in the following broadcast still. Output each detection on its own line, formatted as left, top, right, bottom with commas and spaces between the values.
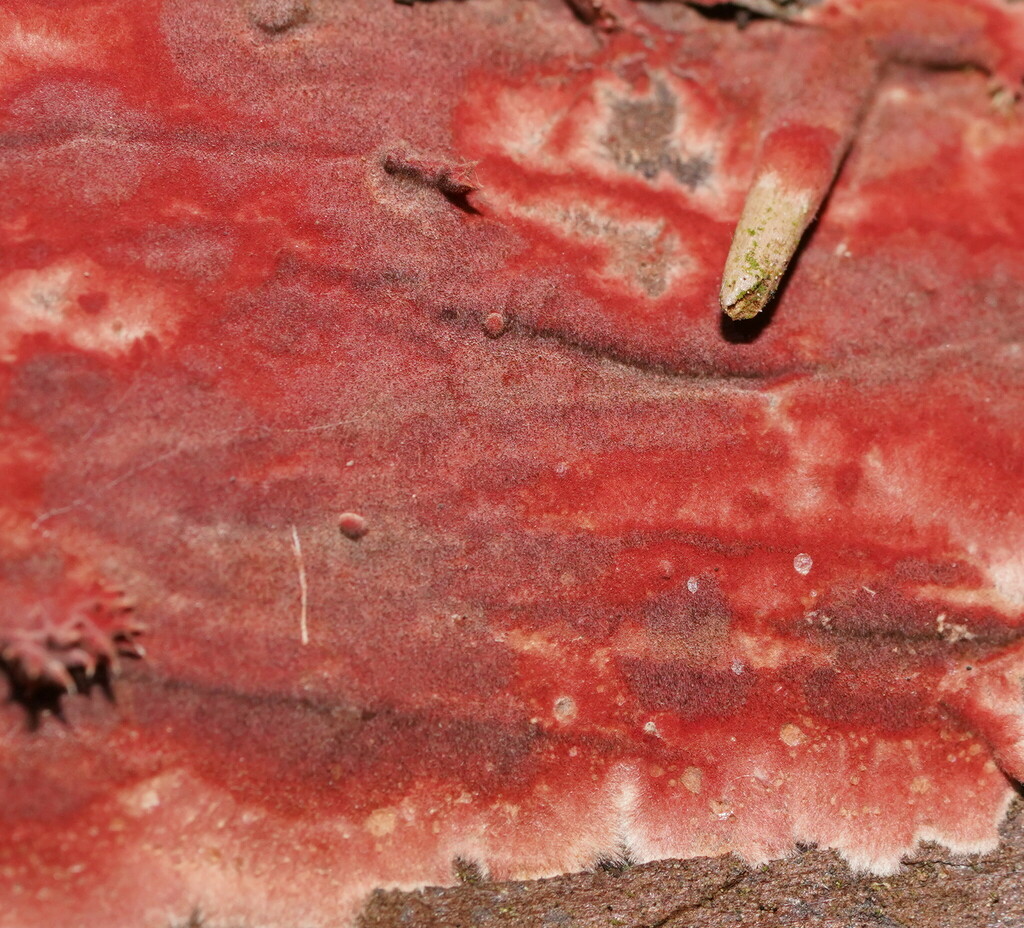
793, 553, 813, 575
687, 577, 699, 593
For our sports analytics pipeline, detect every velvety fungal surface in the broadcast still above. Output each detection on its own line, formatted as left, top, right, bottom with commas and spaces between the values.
2, 1, 1024, 926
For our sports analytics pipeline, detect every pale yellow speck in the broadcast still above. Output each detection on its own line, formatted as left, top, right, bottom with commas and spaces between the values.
779, 723, 806, 747
364, 808, 397, 838
681, 766, 703, 795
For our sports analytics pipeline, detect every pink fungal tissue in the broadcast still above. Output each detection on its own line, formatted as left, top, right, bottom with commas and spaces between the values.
2, 0, 1024, 925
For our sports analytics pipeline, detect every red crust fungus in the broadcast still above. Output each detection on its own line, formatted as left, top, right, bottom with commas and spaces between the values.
2, 1, 1024, 926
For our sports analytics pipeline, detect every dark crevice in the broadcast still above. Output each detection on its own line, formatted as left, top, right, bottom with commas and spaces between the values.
718, 294, 780, 342
135, 664, 377, 725
440, 189, 481, 215
683, 2, 766, 27
437, 300, 1010, 388
501, 318, 781, 384
382, 152, 481, 215
680, 0, 821, 26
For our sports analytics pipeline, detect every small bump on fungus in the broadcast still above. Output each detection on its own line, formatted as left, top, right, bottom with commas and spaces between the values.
338, 512, 370, 541
483, 312, 507, 337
